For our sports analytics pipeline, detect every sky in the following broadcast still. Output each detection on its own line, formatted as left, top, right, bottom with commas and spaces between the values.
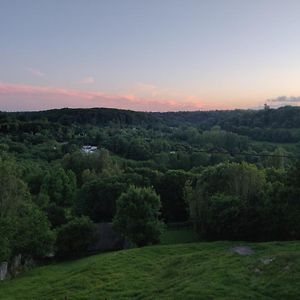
1, 0, 300, 112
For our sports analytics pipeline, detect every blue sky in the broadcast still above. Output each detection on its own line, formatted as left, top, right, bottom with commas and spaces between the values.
1, 0, 300, 111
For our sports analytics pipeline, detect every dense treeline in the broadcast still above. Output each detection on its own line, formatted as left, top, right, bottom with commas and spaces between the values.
2, 106, 300, 143
0, 106, 300, 272
185, 162, 300, 241
3, 105, 300, 128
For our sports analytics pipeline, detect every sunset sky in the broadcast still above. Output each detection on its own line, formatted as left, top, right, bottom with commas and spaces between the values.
1, 0, 300, 111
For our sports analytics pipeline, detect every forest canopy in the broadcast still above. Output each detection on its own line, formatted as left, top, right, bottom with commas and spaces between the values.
0, 106, 299, 266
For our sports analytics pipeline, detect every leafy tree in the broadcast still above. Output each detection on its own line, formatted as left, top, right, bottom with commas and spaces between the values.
127, 138, 151, 161
62, 149, 119, 185
157, 170, 195, 222
0, 219, 11, 262
45, 203, 67, 228
81, 169, 97, 184
264, 147, 288, 169
113, 186, 164, 247
40, 166, 76, 207
0, 159, 30, 218
185, 162, 266, 240
55, 216, 97, 258
76, 176, 127, 222
11, 203, 55, 259
199, 194, 242, 240
0, 159, 55, 261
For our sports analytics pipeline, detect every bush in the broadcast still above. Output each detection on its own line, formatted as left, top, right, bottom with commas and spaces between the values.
55, 216, 97, 258
76, 177, 126, 222
12, 203, 56, 259
185, 162, 266, 241
202, 194, 242, 240
45, 203, 67, 228
113, 186, 164, 247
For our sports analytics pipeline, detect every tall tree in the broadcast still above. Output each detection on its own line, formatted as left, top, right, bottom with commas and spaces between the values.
113, 186, 164, 247
40, 166, 76, 207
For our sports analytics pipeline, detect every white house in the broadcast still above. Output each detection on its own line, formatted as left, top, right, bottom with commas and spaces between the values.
82, 145, 98, 154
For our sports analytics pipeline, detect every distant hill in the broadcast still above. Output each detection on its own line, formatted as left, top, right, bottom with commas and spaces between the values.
1, 105, 300, 129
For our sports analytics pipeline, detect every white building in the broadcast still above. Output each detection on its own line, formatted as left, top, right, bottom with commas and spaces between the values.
82, 145, 98, 154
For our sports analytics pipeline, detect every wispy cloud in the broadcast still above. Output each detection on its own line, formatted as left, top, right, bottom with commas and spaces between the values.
27, 67, 45, 77
80, 76, 95, 84
268, 95, 300, 104
0, 82, 203, 112
127, 82, 208, 108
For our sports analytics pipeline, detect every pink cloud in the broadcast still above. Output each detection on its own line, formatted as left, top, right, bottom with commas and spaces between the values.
0, 82, 203, 112
79, 76, 95, 84
27, 68, 45, 77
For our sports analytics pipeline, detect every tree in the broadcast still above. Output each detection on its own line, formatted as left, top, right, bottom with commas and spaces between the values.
157, 170, 195, 222
0, 219, 11, 262
76, 176, 127, 222
264, 147, 287, 169
62, 149, 117, 185
0, 159, 30, 218
45, 203, 67, 228
55, 216, 97, 258
0, 159, 55, 261
40, 166, 76, 207
127, 138, 151, 161
185, 162, 266, 241
199, 194, 242, 240
11, 203, 55, 259
113, 186, 164, 247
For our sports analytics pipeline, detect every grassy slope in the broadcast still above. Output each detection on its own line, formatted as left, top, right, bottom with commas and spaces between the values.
0, 241, 299, 300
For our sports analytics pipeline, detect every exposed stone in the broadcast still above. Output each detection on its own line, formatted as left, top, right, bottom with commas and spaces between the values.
284, 265, 290, 271
230, 246, 254, 255
9, 254, 22, 277
260, 258, 274, 265
0, 262, 8, 281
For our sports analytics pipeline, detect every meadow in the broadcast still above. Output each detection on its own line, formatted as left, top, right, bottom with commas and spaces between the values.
1, 240, 299, 300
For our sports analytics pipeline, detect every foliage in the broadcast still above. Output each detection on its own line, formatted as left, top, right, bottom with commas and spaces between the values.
0, 219, 11, 262
198, 193, 242, 240
185, 162, 266, 240
0, 107, 300, 264
0, 159, 55, 261
0, 159, 30, 218
45, 203, 67, 228
185, 162, 300, 241
11, 203, 55, 259
55, 216, 97, 258
156, 170, 196, 222
40, 166, 76, 207
113, 186, 164, 247
75, 176, 127, 222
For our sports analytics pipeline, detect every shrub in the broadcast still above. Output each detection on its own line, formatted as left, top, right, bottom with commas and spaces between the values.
12, 203, 56, 259
55, 216, 97, 258
45, 203, 67, 228
113, 186, 164, 247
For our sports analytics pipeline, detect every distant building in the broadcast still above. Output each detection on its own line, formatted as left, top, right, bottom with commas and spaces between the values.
82, 145, 98, 154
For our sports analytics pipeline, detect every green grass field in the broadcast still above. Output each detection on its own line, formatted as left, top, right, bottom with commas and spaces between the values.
1, 241, 299, 300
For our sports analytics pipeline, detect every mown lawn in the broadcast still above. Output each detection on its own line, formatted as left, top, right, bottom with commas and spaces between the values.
0, 241, 299, 300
